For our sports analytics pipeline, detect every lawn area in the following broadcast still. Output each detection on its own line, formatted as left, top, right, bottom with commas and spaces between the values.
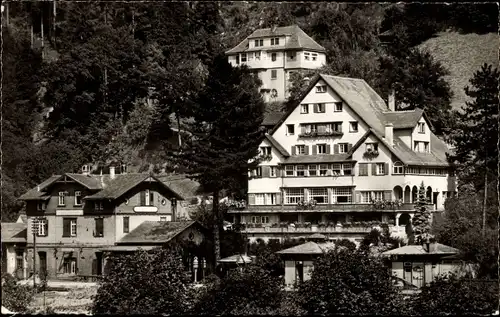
28, 287, 97, 314
418, 31, 498, 111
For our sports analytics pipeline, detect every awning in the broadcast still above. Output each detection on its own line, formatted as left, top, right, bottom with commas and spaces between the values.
100, 245, 159, 252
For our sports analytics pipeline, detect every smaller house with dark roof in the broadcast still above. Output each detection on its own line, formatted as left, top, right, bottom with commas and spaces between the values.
1, 222, 27, 279
17, 164, 202, 281
226, 25, 326, 102
381, 241, 468, 288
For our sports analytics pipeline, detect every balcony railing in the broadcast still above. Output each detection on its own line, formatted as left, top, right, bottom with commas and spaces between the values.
298, 131, 343, 138
240, 225, 405, 234
227, 203, 434, 213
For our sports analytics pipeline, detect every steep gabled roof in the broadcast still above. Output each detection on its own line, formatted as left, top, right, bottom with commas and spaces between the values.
225, 25, 326, 55
1, 222, 27, 243
18, 175, 62, 200
383, 109, 424, 129
155, 174, 205, 199
265, 134, 290, 157
262, 111, 285, 126
117, 221, 201, 244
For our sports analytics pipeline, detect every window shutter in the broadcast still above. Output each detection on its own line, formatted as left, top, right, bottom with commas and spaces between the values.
355, 191, 361, 203
276, 192, 282, 205
305, 146, 309, 155
326, 144, 331, 154
149, 192, 154, 206
338, 123, 343, 132
371, 163, 377, 176
248, 194, 256, 205
140, 191, 146, 206
312, 145, 317, 155
44, 219, 49, 236
385, 163, 389, 175
63, 219, 70, 237
292, 146, 296, 155
313, 104, 317, 113
333, 144, 339, 154
384, 190, 392, 201
262, 166, 270, 178
347, 143, 353, 152
301, 125, 306, 134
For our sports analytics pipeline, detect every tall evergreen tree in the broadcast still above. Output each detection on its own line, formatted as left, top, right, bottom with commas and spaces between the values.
169, 55, 265, 261
411, 182, 434, 245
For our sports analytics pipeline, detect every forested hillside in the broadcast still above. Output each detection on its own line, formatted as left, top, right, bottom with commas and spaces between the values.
2, 2, 497, 221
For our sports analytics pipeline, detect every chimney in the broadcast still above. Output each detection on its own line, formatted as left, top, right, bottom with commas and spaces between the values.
385, 123, 394, 146
388, 89, 395, 111
109, 166, 116, 180
271, 25, 277, 33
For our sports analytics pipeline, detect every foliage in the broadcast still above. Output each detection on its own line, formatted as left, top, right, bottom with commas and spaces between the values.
1, 273, 35, 313
191, 263, 284, 315
447, 64, 499, 190
411, 274, 498, 315
410, 182, 433, 245
92, 247, 192, 315
360, 226, 403, 253
432, 188, 498, 279
297, 248, 406, 315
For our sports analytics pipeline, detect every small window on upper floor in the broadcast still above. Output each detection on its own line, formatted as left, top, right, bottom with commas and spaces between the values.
288, 52, 295, 60
295, 145, 306, 155
58, 192, 66, 206
304, 52, 310, 61
286, 124, 295, 135
393, 162, 404, 174
255, 39, 264, 47
366, 142, 378, 152
316, 85, 327, 93
270, 37, 280, 45
314, 103, 325, 113
271, 53, 277, 62
260, 146, 272, 156
418, 122, 425, 133
312, 53, 318, 61
349, 121, 358, 132
334, 102, 343, 112
241, 53, 247, 62
271, 69, 277, 79
74, 191, 82, 206
300, 104, 309, 114
317, 144, 327, 154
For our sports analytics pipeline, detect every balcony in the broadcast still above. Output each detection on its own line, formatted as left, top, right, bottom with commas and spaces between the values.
298, 131, 343, 138
227, 203, 434, 213
239, 224, 405, 234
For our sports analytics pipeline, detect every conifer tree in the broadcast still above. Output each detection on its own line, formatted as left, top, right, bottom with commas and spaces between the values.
411, 182, 434, 245
170, 54, 265, 262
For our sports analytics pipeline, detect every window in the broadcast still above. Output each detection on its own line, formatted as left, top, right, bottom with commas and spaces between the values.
314, 103, 325, 113
296, 145, 305, 155
241, 53, 247, 62
424, 142, 429, 152
94, 218, 104, 237
317, 144, 327, 154
366, 143, 378, 152
270, 166, 277, 177
372, 191, 384, 201
288, 52, 295, 60
58, 192, 66, 206
63, 257, 77, 275
414, 141, 430, 153
343, 163, 353, 176
255, 39, 263, 47
286, 124, 295, 135
332, 122, 342, 132
296, 165, 305, 176
308, 165, 317, 176
95, 201, 103, 211
332, 164, 341, 175
349, 122, 358, 132
360, 191, 371, 203
37, 202, 46, 211
235, 55, 240, 64
74, 191, 82, 206
271, 69, 277, 79
304, 52, 310, 61
271, 53, 277, 61
271, 37, 279, 45
338, 143, 349, 153
63, 218, 77, 237
251, 216, 261, 224
255, 194, 265, 205
285, 188, 304, 204
260, 146, 272, 156
332, 187, 352, 203
358, 163, 369, 176
144, 190, 154, 206
418, 122, 425, 133
300, 104, 309, 114
319, 164, 328, 176
393, 162, 404, 174
252, 167, 262, 178
160, 217, 167, 222
285, 165, 295, 176
123, 216, 130, 233
312, 53, 318, 61
255, 51, 261, 60
265, 193, 277, 205
309, 188, 328, 204
121, 164, 127, 174
261, 216, 270, 224
334, 102, 343, 112
376, 163, 385, 175
36, 218, 48, 237
316, 85, 327, 93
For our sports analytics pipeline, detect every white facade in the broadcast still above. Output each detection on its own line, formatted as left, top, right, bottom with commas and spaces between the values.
229, 75, 457, 242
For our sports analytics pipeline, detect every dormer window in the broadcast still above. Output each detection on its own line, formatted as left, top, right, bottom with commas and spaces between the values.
270, 37, 280, 45
414, 141, 430, 153
316, 85, 327, 93
418, 122, 425, 133
255, 39, 263, 47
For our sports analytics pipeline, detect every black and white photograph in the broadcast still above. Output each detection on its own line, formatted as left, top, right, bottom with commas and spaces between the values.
1, 2, 498, 315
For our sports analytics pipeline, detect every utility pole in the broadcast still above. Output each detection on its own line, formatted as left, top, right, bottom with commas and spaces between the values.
31, 218, 39, 289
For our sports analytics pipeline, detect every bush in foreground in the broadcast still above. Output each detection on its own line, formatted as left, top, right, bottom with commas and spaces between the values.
1, 273, 34, 313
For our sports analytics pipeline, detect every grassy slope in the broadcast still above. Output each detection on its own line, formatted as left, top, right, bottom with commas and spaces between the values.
418, 31, 498, 111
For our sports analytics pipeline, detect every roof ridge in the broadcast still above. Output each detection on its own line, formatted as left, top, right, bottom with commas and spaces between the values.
320, 74, 365, 82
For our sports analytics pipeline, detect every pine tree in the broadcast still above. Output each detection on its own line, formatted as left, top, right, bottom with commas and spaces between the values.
411, 182, 434, 245
170, 54, 265, 262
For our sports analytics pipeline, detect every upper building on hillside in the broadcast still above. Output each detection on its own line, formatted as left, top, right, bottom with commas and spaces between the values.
225, 25, 326, 102
227, 74, 457, 244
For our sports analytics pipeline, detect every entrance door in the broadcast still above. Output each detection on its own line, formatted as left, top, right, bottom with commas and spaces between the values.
295, 261, 304, 284
433, 192, 438, 210
38, 252, 47, 279
412, 262, 425, 288
15, 250, 24, 279
95, 252, 103, 276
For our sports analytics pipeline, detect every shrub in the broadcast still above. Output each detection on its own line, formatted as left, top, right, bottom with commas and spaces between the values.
1, 273, 34, 313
